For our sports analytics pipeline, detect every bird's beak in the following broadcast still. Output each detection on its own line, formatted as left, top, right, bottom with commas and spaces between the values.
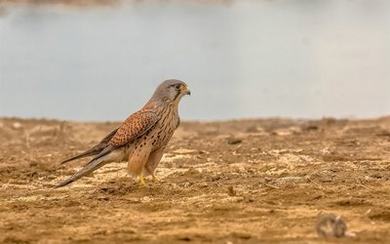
184, 85, 191, 96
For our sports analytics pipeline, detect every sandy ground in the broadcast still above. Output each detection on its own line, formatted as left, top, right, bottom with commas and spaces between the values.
0, 117, 390, 243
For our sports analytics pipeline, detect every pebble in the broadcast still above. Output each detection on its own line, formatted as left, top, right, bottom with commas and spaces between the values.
141, 196, 152, 203
227, 137, 242, 145
199, 182, 208, 188
227, 186, 236, 196
182, 182, 192, 188
12, 122, 23, 129
316, 213, 347, 238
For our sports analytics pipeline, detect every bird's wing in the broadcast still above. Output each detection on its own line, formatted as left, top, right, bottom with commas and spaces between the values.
59, 127, 119, 164
109, 110, 159, 148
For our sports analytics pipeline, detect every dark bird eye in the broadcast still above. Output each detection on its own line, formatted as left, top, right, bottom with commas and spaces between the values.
175, 84, 181, 89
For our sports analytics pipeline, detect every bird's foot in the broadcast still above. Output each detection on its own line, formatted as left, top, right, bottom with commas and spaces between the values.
138, 175, 146, 187
152, 175, 160, 182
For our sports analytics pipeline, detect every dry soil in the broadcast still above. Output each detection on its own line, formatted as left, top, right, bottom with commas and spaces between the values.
0, 117, 390, 243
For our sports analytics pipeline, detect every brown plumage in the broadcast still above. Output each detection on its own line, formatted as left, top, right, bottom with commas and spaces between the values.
59, 128, 118, 164
55, 79, 190, 188
109, 110, 158, 147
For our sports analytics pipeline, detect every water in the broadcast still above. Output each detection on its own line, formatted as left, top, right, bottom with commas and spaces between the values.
1, 0, 389, 121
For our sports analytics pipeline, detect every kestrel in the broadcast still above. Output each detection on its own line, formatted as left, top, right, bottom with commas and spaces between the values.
55, 79, 190, 188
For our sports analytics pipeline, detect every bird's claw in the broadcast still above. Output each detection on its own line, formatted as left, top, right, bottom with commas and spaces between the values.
138, 175, 146, 187
152, 175, 160, 182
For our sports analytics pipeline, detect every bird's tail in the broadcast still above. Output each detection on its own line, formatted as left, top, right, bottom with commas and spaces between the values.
59, 127, 119, 165
55, 146, 114, 188
59, 149, 98, 165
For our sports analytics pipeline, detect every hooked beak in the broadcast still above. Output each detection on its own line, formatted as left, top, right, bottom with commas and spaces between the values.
183, 85, 191, 96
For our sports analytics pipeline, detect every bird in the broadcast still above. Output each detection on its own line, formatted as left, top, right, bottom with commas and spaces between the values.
55, 79, 191, 188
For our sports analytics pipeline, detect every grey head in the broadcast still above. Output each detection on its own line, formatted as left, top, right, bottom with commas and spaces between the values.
151, 79, 191, 103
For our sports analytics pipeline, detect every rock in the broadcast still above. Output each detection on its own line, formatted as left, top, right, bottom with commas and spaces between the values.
316, 213, 347, 238
12, 122, 23, 129
303, 124, 319, 131
141, 196, 152, 203
232, 232, 252, 240
29, 161, 38, 167
211, 175, 222, 182
97, 196, 110, 201
227, 137, 242, 145
182, 182, 192, 188
199, 182, 208, 188
272, 126, 302, 136
245, 197, 255, 203
227, 186, 236, 196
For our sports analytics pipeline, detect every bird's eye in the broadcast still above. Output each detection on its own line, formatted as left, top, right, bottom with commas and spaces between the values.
175, 84, 181, 89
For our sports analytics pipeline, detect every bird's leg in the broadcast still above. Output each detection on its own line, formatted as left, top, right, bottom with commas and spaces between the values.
144, 147, 164, 183
145, 165, 159, 182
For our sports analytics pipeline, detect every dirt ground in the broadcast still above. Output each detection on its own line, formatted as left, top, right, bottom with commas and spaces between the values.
0, 117, 390, 243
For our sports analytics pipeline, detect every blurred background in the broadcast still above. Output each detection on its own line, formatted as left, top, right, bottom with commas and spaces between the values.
0, 0, 389, 121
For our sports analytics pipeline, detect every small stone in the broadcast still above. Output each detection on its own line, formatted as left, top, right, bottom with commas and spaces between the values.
303, 124, 319, 131
272, 126, 302, 136
97, 196, 110, 201
245, 196, 255, 203
183, 182, 192, 188
227, 137, 242, 145
232, 232, 252, 240
141, 196, 152, 203
199, 182, 208, 188
177, 236, 192, 241
211, 175, 221, 181
12, 122, 23, 129
29, 161, 38, 167
227, 186, 236, 196
316, 213, 347, 238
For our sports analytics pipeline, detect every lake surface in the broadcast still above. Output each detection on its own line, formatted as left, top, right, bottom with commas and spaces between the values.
1, 0, 389, 121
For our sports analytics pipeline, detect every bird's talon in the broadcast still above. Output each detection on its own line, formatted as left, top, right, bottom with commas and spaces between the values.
138, 175, 146, 187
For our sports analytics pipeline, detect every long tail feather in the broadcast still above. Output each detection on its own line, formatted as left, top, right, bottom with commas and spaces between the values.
59, 149, 98, 165
55, 146, 114, 188
55, 157, 106, 188
59, 128, 118, 165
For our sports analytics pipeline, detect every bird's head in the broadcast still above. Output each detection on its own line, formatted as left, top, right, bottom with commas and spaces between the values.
152, 79, 191, 103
